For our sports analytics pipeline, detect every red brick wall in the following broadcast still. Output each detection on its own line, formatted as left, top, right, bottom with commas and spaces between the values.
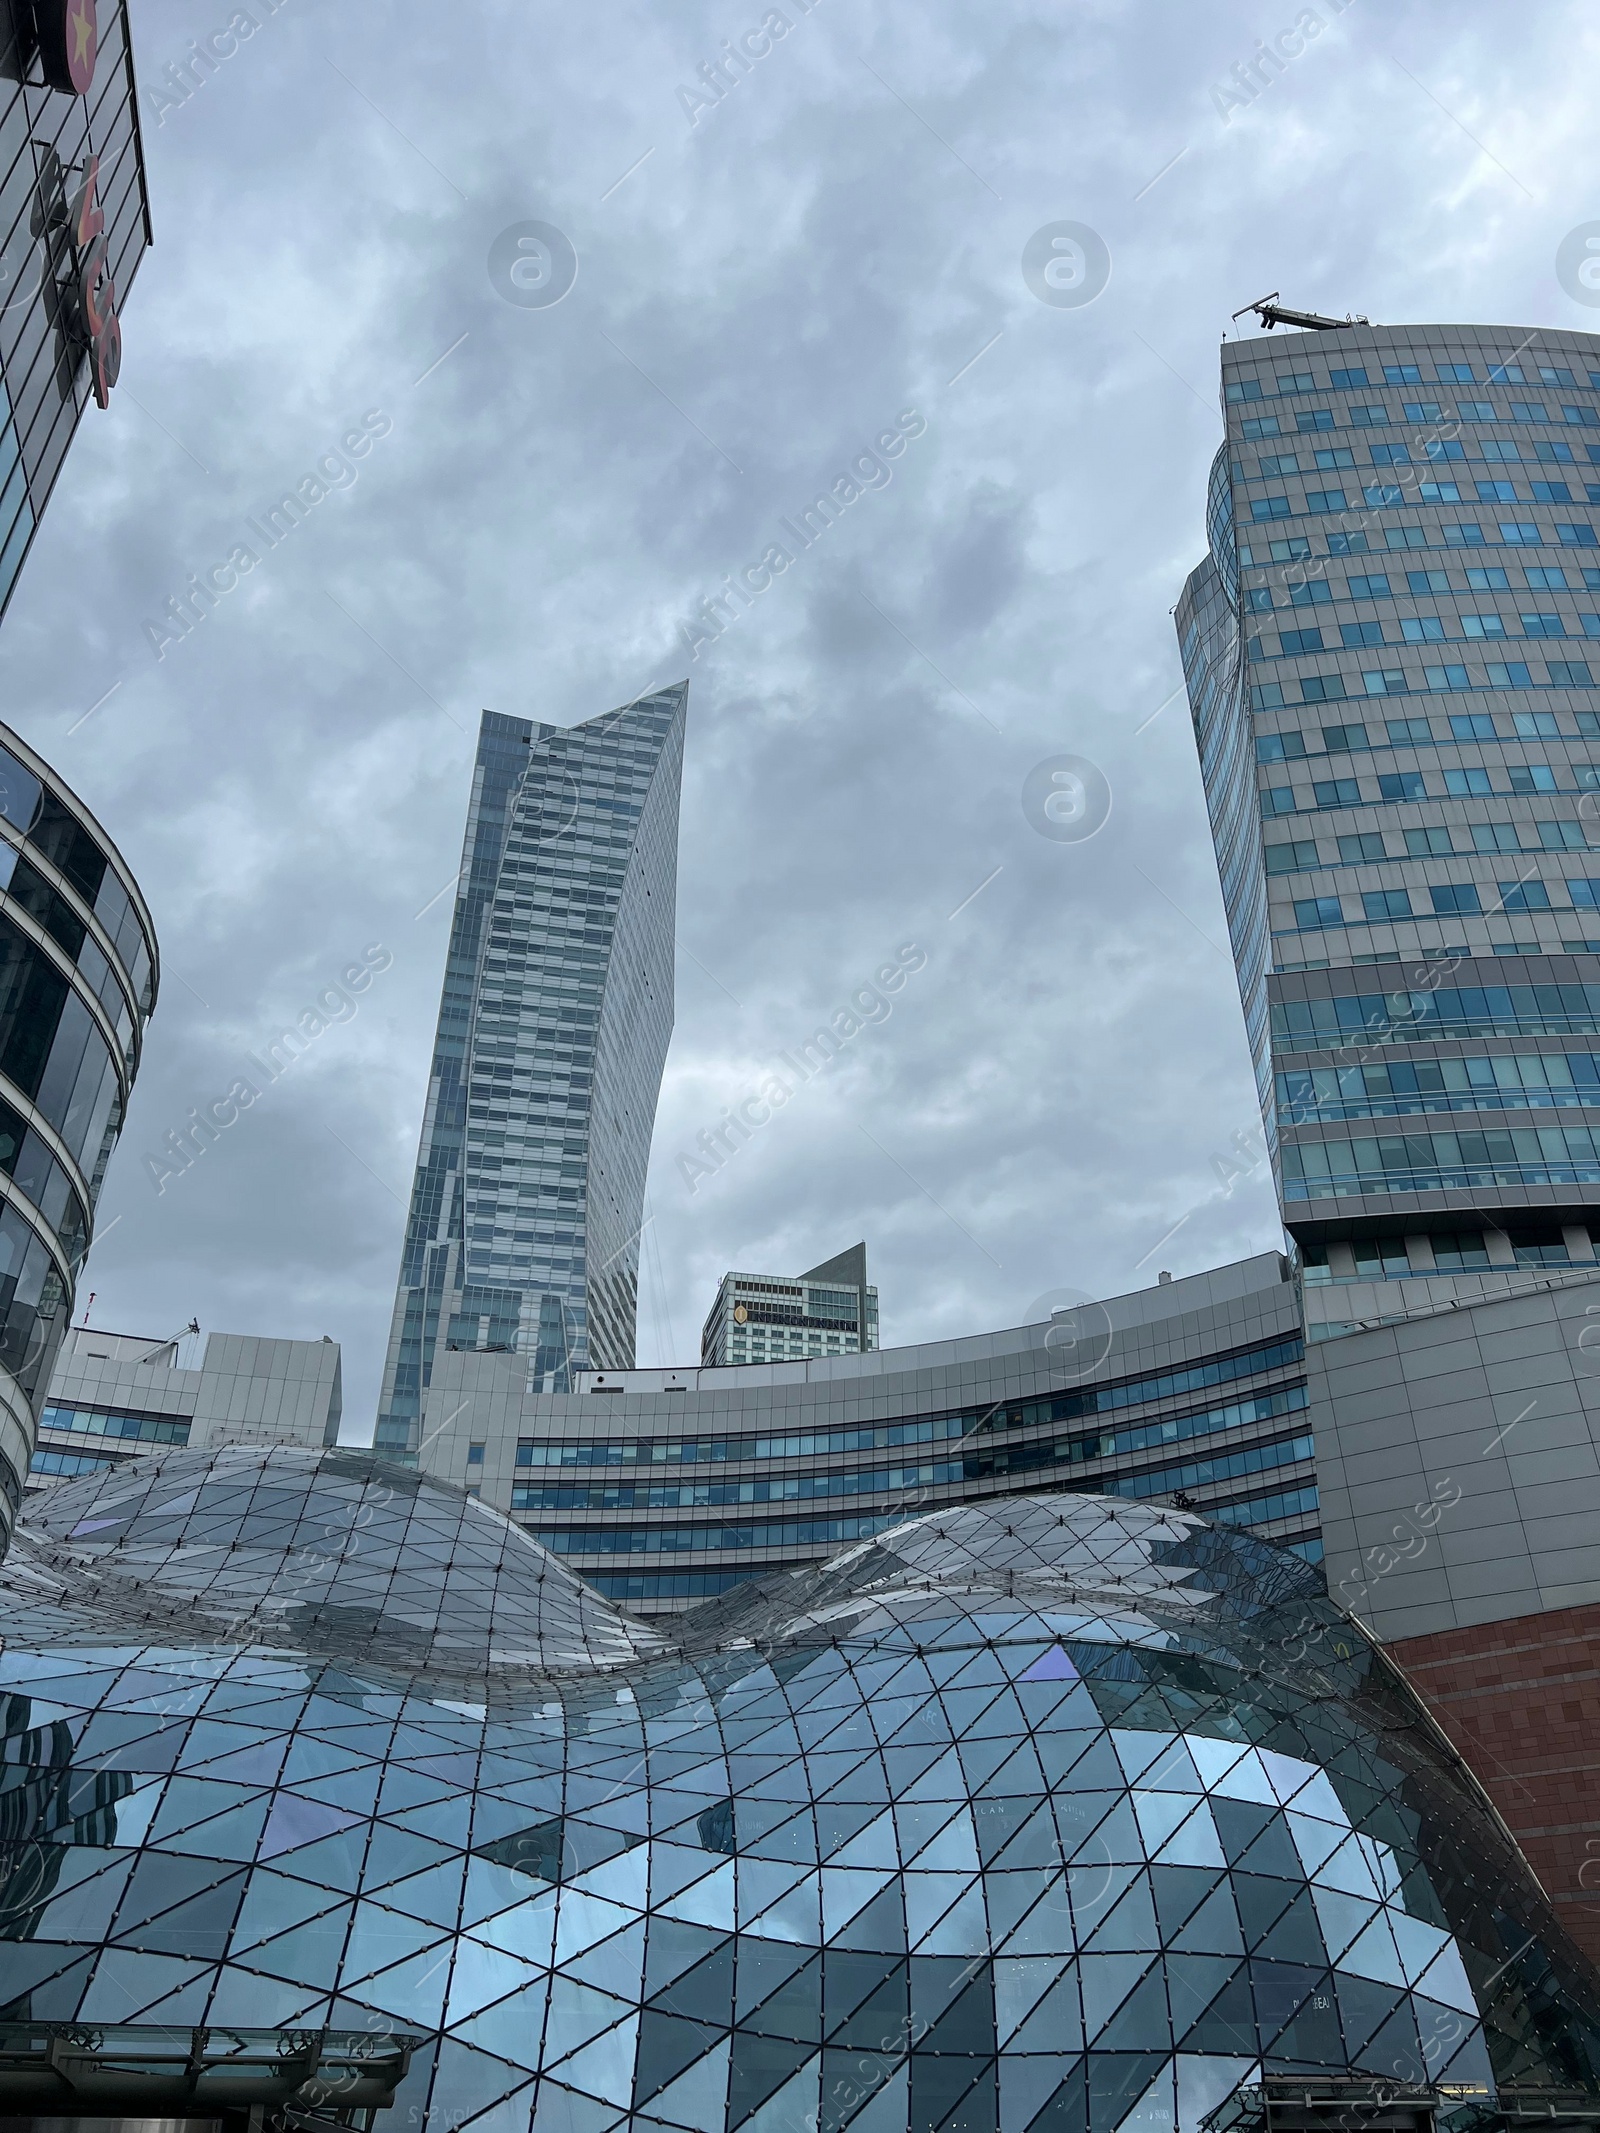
1387, 1600, 1600, 1967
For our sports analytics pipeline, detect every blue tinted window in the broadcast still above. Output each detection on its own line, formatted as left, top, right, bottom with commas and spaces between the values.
1295, 896, 1343, 927
0, 748, 40, 838
1363, 889, 1412, 920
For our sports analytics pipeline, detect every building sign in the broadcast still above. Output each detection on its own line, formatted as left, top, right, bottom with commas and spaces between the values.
35, 0, 98, 97
70, 157, 118, 406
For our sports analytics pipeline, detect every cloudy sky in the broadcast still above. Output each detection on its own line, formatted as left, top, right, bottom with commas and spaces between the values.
12, 0, 1595, 1429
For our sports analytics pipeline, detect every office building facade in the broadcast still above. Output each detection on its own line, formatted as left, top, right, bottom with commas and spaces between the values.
0, 3, 156, 1552
375, 687, 687, 1457
30, 1319, 342, 1482
1179, 319, 1600, 1326
701, 1240, 879, 1366
1179, 317, 1600, 1963
420, 1252, 1316, 1615
0, 723, 155, 1547
1, 1445, 1596, 2124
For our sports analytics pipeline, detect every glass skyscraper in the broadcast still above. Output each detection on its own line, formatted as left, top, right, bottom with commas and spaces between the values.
376, 686, 687, 1455
1179, 321, 1600, 1313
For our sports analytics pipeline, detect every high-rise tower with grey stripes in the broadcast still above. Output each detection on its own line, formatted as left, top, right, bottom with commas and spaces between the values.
375, 687, 686, 1456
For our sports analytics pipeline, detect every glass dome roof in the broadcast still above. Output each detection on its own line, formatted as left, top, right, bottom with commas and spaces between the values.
0, 1448, 1595, 2133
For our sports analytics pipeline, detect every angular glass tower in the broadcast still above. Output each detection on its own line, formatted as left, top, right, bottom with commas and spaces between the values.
376, 686, 686, 1453
1179, 321, 1600, 1314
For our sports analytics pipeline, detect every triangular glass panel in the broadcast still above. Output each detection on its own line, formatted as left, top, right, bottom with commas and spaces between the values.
1207, 1748, 1278, 1807
657, 1858, 735, 1932
733, 2048, 819, 2133
542, 1974, 637, 2067
827, 1879, 906, 1956
838, 2058, 907, 2133
562, 1918, 648, 1998
1155, 1800, 1227, 1871
458, 2089, 537, 2133
344, 1941, 453, 2030
259, 1792, 364, 1860
732, 1856, 814, 1936
543, 2009, 639, 2111
908, 1876, 988, 1956
206, 1968, 331, 2030
1079, 1950, 1159, 2043
1340, 1913, 1408, 1992
447, 1935, 550, 2025
455, 1981, 560, 2072
529, 2076, 625, 2133
1011, 1972, 1087, 2059
79, 1948, 212, 2022
1019, 1645, 1080, 1683
247, 1912, 353, 1989
430, 2038, 533, 2131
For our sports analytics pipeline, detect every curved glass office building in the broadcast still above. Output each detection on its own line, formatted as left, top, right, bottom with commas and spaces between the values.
0, 720, 155, 1546
421, 1252, 1319, 1616
1178, 321, 1600, 1306
0, 1445, 1595, 2129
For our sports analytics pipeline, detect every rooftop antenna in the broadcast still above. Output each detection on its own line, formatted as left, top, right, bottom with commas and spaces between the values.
1232, 291, 1371, 332
78, 1291, 94, 1327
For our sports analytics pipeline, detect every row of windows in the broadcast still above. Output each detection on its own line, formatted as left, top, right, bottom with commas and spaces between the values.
1283, 1125, 1600, 1198
1270, 619, 1600, 657
1265, 769, 1581, 814
1269, 823, 1593, 875
513, 1338, 1305, 1471
1239, 524, 1593, 568
1255, 667, 1597, 708
526, 1432, 1318, 1556
725, 1303, 859, 1332
1301, 1227, 1582, 1280
1254, 485, 1600, 530
1246, 442, 1598, 475
1258, 716, 1593, 755
1227, 358, 1596, 400
1242, 404, 1592, 441
510, 1384, 1310, 1509
1271, 983, 1600, 1048
1251, 462, 1600, 495
1253, 564, 1600, 608
1291, 880, 1600, 930
27, 1446, 121, 1478
1252, 457, 1600, 489
38, 1401, 191, 1445
1278, 1053, 1600, 1124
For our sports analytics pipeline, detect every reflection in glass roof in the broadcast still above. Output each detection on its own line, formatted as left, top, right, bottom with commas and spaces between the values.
0, 1448, 1595, 2133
